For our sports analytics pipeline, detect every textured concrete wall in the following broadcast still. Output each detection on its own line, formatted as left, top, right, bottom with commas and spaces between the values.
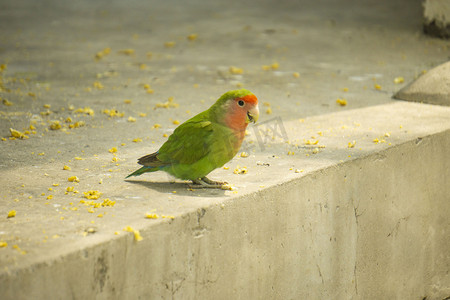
2, 125, 449, 299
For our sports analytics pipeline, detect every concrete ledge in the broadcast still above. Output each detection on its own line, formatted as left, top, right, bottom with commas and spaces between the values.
394, 61, 450, 106
1, 102, 449, 299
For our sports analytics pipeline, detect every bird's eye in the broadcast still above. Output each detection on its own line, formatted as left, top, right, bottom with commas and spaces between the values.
238, 100, 245, 107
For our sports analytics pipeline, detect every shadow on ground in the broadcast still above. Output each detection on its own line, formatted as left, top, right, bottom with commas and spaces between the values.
125, 179, 228, 197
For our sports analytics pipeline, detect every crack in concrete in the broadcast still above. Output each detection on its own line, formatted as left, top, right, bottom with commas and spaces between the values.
387, 216, 411, 238
316, 263, 325, 284
192, 226, 210, 239
94, 250, 109, 293
197, 208, 206, 224
308, 223, 325, 285
166, 276, 186, 300
193, 208, 209, 238
354, 262, 358, 295
352, 198, 361, 295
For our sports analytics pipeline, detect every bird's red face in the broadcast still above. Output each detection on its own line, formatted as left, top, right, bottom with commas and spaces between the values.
223, 94, 259, 131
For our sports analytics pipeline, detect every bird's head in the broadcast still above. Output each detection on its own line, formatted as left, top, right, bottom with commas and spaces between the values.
213, 89, 259, 131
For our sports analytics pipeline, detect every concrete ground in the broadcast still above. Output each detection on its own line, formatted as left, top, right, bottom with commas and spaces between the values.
0, 0, 449, 299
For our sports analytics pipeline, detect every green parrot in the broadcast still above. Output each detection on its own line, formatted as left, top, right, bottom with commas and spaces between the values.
126, 89, 259, 188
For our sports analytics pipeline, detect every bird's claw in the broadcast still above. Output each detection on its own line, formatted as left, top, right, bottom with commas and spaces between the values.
201, 177, 228, 186
188, 177, 229, 189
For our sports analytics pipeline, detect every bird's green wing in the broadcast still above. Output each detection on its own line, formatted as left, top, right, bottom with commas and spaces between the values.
157, 112, 215, 165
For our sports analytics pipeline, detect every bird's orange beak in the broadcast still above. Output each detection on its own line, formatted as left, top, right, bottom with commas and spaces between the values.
246, 105, 259, 124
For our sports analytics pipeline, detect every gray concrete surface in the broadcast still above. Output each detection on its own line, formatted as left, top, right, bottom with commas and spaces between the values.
0, 0, 448, 171
1, 0, 450, 299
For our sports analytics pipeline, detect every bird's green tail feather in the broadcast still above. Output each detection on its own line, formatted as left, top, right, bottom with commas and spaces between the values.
125, 166, 159, 179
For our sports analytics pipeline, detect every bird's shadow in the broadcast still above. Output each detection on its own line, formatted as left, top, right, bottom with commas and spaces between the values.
124, 180, 228, 197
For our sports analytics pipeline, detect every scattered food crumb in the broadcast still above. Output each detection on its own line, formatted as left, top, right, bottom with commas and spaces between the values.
154, 97, 179, 109
229, 66, 244, 74
123, 226, 143, 241
373, 138, 386, 144
240, 152, 249, 158
13, 244, 26, 255
67, 118, 79, 127
164, 41, 176, 48
118, 49, 135, 56
304, 139, 319, 145
221, 184, 233, 190
393, 77, 404, 84
146, 213, 159, 219
102, 109, 124, 117
68, 176, 80, 183
336, 98, 347, 106
93, 81, 104, 90
233, 166, 248, 174
187, 33, 198, 41
162, 215, 175, 219
80, 198, 115, 208
10, 128, 29, 139
95, 47, 111, 60
2, 99, 13, 106
74, 107, 95, 116
83, 190, 102, 200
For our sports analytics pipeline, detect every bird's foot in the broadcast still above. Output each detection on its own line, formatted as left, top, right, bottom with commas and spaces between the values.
201, 177, 228, 186
188, 177, 229, 189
